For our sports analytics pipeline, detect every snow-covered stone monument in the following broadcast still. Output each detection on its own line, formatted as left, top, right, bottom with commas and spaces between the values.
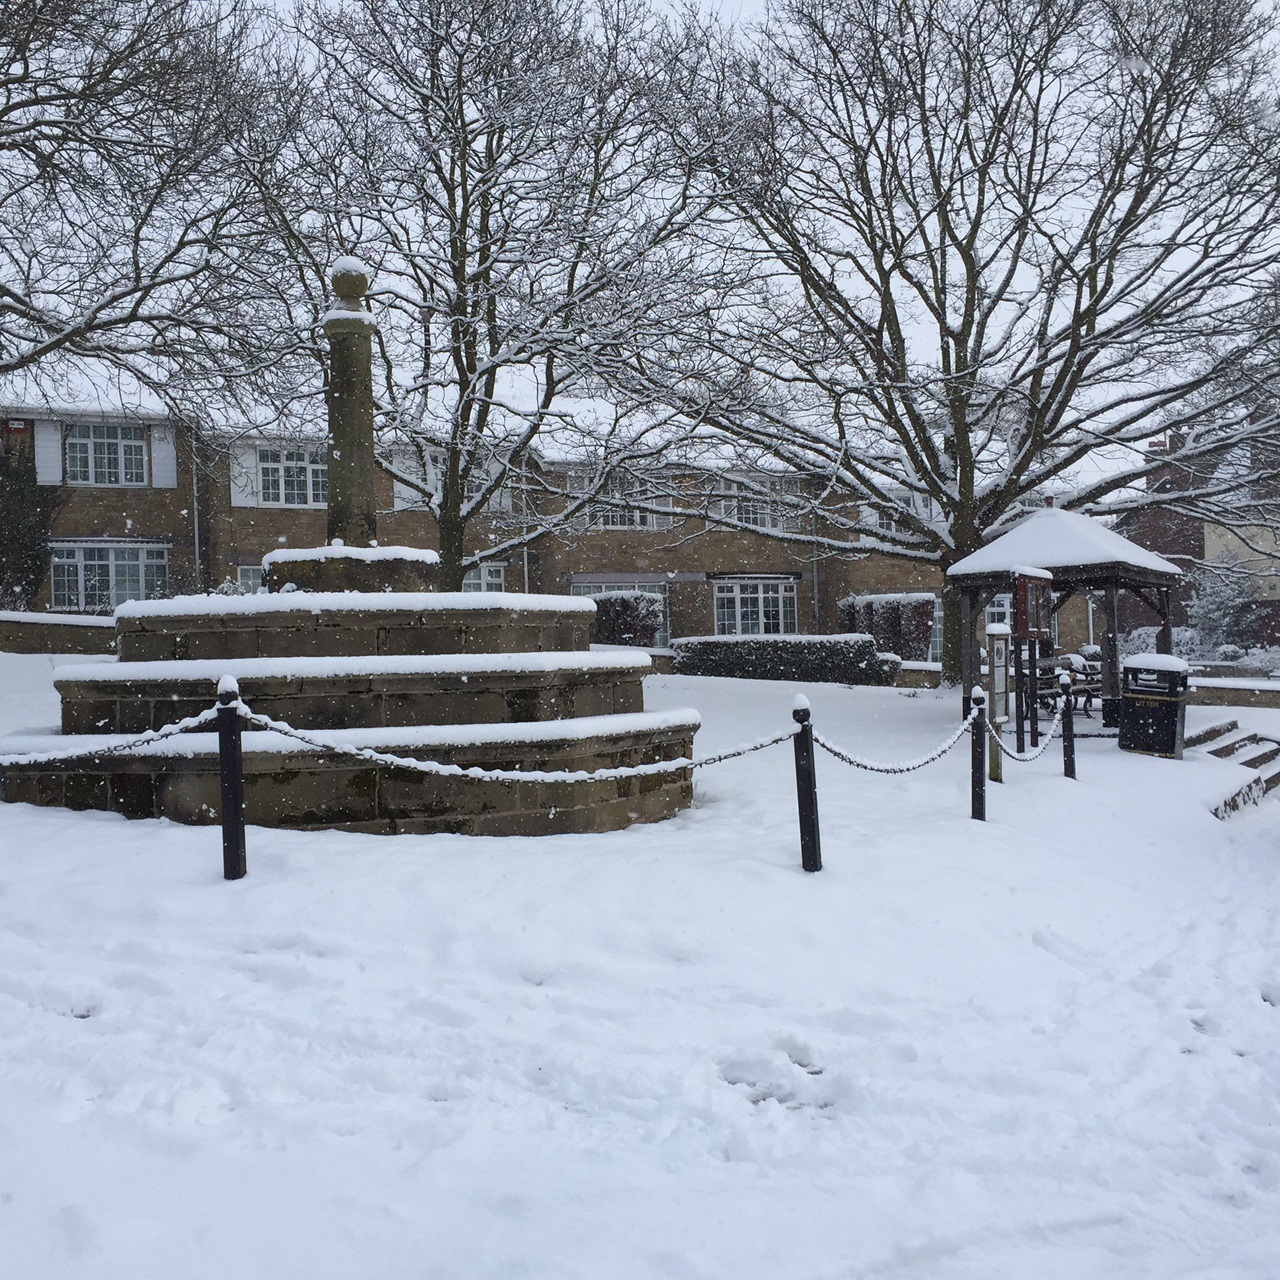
1, 261, 699, 835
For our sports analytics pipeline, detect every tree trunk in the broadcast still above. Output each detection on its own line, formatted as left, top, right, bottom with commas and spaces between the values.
435, 511, 467, 591
940, 580, 964, 687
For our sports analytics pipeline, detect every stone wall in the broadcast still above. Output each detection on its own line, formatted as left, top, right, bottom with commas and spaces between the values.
0, 613, 115, 654
1, 720, 696, 836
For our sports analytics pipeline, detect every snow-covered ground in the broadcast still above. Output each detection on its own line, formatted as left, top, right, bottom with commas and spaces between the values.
1, 650, 1279, 1278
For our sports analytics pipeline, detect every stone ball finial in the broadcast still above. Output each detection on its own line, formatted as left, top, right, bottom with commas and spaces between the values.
330, 255, 371, 305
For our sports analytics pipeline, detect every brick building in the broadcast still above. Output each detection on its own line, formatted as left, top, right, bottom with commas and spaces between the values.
9, 407, 1109, 656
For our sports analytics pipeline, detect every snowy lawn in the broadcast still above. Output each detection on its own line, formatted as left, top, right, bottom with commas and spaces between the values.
1, 651, 1279, 1278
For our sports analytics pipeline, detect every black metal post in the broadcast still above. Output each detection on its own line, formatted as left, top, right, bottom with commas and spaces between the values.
1013, 639, 1026, 754
792, 700, 822, 873
1028, 638, 1040, 749
971, 689, 987, 822
217, 677, 247, 881
1059, 671, 1076, 780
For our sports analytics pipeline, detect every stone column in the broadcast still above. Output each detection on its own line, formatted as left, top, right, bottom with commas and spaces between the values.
324, 257, 378, 546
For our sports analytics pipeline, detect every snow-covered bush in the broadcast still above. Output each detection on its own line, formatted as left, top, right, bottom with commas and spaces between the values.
1216, 644, 1246, 662
1119, 626, 1205, 659
590, 591, 663, 647
837, 593, 935, 661
672, 634, 900, 685
1187, 562, 1265, 650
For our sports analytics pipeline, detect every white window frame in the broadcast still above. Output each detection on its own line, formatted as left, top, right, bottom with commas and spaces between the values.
570, 580, 671, 647
236, 565, 264, 593
713, 578, 799, 637
63, 422, 148, 487
717, 477, 800, 532
49, 542, 169, 613
570, 473, 673, 531
257, 448, 327, 507
462, 564, 506, 592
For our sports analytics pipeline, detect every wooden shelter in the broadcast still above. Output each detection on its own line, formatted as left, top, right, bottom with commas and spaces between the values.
947, 506, 1183, 723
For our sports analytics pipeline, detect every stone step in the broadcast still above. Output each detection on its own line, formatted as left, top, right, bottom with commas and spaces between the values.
0, 711, 701, 837
113, 593, 595, 663
1185, 719, 1238, 749
54, 652, 650, 735
1208, 732, 1264, 759
1239, 742, 1280, 771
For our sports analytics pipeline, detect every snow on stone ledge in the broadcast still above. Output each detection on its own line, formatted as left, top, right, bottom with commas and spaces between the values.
671, 632, 875, 646
54, 650, 651, 683
0, 611, 115, 628
261, 544, 440, 567
1122, 653, 1190, 673
115, 591, 596, 619
0, 709, 701, 760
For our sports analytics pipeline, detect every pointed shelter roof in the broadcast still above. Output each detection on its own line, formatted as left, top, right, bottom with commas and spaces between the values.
946, 507, 1181, 588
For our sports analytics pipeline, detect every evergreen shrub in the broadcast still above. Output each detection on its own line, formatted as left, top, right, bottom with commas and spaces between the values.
672, 633, 900, 685
590, 590, 663, 646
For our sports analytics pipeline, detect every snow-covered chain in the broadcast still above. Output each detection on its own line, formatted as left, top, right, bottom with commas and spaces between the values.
233, 704, 795, 783
986, 704, 1065, 763
812, 709, 979, 775
0, 705, 223, 767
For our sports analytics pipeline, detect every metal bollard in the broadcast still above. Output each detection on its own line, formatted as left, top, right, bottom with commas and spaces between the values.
970, 687, 987, 821
791, 696, 822, 873
1059, 671, 1076, 780
217, 675, 247, 880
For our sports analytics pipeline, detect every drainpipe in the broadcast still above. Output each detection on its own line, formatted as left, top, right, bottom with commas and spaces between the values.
190, 434, 203, 591
810, 512, 820, 632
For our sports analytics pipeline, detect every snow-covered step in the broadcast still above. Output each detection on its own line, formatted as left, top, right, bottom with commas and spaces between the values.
1208, 732, 1264, 760
1184, 719, 1238, 749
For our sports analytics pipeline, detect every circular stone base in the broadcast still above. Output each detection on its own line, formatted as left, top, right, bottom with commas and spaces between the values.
262, 545, 440, 594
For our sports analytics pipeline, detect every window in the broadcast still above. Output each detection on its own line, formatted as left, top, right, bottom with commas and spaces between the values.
986, 594, 1012, 629
713, 578, 798, 636
462, 564, 506, 592
64, 423, 147, 486
717, 478, 800, 532
50, 544, 169, 613
929, 596, 944, 663
570, 473, 672, 530
236, 565, 264, 593
570, 581, 671, 647
258, 449, 327, 506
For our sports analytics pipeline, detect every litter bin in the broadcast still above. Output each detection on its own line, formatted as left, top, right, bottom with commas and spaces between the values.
1118, 655, 1189, 759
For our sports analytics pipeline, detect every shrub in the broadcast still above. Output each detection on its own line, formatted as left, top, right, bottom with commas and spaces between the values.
837, 593, 935, 661
672, 633, 900, 685
590, 590, 663, 647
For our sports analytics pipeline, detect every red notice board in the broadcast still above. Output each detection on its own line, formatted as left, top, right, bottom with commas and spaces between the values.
1015, 574, 1053, 641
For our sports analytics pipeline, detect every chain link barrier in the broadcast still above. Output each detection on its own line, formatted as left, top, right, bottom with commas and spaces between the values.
232, 703, 797, 783
812, 708, 980, 775
986, 703, 1065, 763
0, 705, 222, 768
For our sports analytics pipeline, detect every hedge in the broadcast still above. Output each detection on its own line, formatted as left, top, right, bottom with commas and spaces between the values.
589, 590, 664, 647
671, 633, 900, 685
837, 593, 935, 662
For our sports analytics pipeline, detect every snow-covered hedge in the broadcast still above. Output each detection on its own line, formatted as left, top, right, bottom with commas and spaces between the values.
837, 593, 935, 661
590, 591, 663, 647
672, 633, 900, 685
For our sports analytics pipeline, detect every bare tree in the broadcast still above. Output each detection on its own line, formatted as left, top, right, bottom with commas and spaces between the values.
253, 0, 733, 588
0, 0, 276, 405
682, 0, 1280, 677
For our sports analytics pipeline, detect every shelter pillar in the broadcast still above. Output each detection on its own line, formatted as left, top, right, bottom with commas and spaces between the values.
324, 257, 378, 547
1102, 583, 1121, 727
1157, 588, 1173, 655
960, 587, 976, 717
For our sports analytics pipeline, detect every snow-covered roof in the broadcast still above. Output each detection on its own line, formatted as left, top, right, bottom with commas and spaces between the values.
947, 507, 1181, 580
